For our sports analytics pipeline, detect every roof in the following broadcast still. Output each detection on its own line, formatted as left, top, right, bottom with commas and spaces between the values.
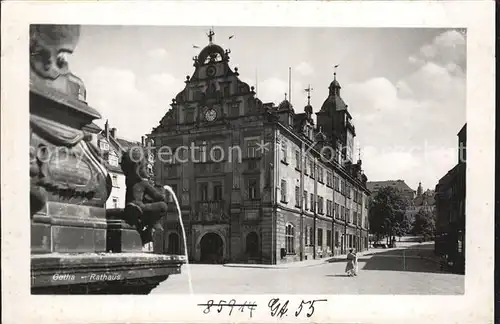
319, 95, 348, 113
367, 180, 415, 193
116, 138, 141, 151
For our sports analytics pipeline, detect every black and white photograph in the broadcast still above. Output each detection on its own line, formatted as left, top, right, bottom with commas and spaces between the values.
1, 1, 494, 323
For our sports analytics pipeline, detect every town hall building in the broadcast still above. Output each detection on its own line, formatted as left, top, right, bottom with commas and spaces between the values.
148, 30, 370, 264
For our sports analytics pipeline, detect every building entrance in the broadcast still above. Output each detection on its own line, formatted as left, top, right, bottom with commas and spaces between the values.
200, 232, 224, 263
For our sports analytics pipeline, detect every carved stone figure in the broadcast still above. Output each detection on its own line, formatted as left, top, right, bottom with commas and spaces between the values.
120, 147, 168, 245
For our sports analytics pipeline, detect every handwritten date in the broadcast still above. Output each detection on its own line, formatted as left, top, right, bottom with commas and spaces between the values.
268, 298, 327, 318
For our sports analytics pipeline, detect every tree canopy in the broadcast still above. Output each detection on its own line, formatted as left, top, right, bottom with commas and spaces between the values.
368, 186, 410, 241
412, 209, 436, 240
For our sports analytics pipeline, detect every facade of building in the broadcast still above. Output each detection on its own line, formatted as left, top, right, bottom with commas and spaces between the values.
406, 183, 436, 223
148, 31, 370, 264
434, 124, 466, 274
93, 121, 143, 209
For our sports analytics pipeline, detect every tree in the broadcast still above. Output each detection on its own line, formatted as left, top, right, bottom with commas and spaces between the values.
368, 187, 410, 243
393, 217, 412, 241
412, 209, 436, 241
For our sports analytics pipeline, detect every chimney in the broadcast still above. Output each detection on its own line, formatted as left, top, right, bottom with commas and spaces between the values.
104, 120, 109, 140
110, 128, 117, 139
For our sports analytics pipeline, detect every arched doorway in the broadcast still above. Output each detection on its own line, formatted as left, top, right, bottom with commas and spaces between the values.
200, 232, 224, 263
167, 232, 180, 255
246, 232, 259, 257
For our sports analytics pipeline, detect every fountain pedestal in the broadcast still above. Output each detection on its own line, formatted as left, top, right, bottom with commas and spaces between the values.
29, 25, 184, 294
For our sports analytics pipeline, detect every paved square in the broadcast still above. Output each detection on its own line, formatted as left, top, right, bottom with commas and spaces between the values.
152, 244, 464, 295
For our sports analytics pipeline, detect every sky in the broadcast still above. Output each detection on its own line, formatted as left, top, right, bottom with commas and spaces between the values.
69, 26, 466, 191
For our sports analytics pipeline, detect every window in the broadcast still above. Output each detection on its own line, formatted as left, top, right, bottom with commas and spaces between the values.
295, 151, 301, 170
304, 158, 309, 175
211, 144, 223, 161
111, 174, 118, 187
295, 186, 301, 207
285, 224, 295, 254
327, 230, 332, 248
112, 197, 118, 208
347, 184, 351, 198
304, 191, 308, 210
199, 182, 208, 201
305, 226, 309, 246
224, 86, 230, 97
341, 206, 345, 220
335, 231, 340, 247
308, 227, 314, 246
340, 179, 345, 195
334, 176, 339, 191
326, 171, 333, 187
213, 182, 223, 201
246, 139, 258, 158
317, 228, 323, 247
318, 167, 324, 183
99, 140, 109, 151
168, 184, 178, 202
108, 154, 119, 167
280, 180, 287, 203
248, 178, 258, 200
310, 193, 315, 212
185, 110, 195, 123
326, 200, 332, 216
318, 196, 324, 214
231, 103, 240, 117
281, 142, 288, 163
335, 203, 339, 219
346, 208, 350, 223
309, 160, 314, 178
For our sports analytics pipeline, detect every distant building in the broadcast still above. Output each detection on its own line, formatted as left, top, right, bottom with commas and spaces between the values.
366, 180, 416, 201
406, 184, 436, 223
94, 121, 143, 209
435, 124, 466, 274
148, 29, 370, 264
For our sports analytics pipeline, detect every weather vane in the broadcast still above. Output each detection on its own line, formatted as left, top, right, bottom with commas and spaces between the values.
334, 64, 339, 78
304, 84, 313, 105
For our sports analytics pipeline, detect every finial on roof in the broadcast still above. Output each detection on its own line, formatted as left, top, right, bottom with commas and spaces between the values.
334, 64, 339, 80
207, 27, 215, 44
284, 93, 287, 101
304, 84, 313, 105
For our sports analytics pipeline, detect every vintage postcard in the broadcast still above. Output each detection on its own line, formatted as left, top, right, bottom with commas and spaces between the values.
1, 1, 494, 323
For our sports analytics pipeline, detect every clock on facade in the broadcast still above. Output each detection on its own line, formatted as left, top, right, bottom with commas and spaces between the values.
205, 108, 217, 122
206, 65, 216, 77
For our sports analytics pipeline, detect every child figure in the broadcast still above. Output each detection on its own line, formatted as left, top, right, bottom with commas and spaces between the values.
120, 147, 167, 245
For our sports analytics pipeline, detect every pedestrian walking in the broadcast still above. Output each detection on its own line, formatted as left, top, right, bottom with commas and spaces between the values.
345, 249, 358, 277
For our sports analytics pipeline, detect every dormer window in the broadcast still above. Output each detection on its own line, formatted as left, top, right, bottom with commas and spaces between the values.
77, 85, 86, 102
108, 154, 119, 167
99, 140, 109, 151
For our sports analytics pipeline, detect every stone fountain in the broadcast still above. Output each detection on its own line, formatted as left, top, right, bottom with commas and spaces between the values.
29, 24, 185, 294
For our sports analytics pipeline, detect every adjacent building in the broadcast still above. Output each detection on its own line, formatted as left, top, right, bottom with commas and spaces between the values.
434, 124, 466, 274
90, 121, 143, 209
148, 30, 370, 264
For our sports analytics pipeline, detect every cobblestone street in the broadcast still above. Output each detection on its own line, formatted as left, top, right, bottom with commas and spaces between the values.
152, 243, 464, 295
